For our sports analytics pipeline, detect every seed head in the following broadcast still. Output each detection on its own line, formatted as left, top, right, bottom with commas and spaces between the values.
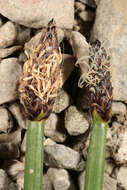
79, 40, 112, 122
19, 19, 62, 121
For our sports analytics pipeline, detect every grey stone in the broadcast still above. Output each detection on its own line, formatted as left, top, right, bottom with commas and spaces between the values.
0, 130, 21, 145
78, 171, 117, 190
44, 113, 67, 143
61, 54, 75, 84
105, 159, 115, 175
44, 143, 85, 171
7, 160, 24, 180
0, 46, 22, 59
78, 171, 85, 190
0, 16, 2, 27
0, 21, 17, 48
47, 168, 76, 190
95, 0, 101, 6
79, 11, 94, 22
116, 114, 126, 124
20, 132, 26, 153
8, 183, 18, 190
20, 156, 25, 164
117, 166, 127, 190
78, 0, 97, 8
72, 132, 89, 153
75, 2, 86, 12
91, 0, 127, 101
0, 0, 74, 29
65, 106, 89, 136
53, 89, 71, 113
16, 171, 24, 190
0, 107, 13, 133
0, 143, 20, 159
0, 58, 22, 104
25, 31, 42, 54
73, 24, 80, 32
107, 122, 127, 164
56, 28, 65, 44
0, 169, 9, 189
18, 52, 27, 63
44, 138, 56, 146
70, 31, 89, 60
16, 25, 31, 44
69, 31, 90, 87
104, 173, 117, 190
9, 103, 26, 129
43, 173, 53, 190
112, 102, 126, 115
77, 88, 89, 110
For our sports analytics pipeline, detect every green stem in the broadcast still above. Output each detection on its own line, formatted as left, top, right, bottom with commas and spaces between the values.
84, 111, 108, 190
24, 120, 45, 190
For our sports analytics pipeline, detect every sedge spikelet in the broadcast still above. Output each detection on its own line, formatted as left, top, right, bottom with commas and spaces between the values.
19, 19, 62, 121
79, 40, 112, 122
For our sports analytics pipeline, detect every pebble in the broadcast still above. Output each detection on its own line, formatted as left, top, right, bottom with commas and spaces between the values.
77, 88, 89, 110
16, 25, 31, 44
0, 58, 22, 104
70, 31, 89, 60
56, 27, 65, 44
20, 156, 25, 163
0, 143, 19, 159
91, 0, 127, 101
7, 160, 24, 180
43, 173, 53, 190
8, 182, 18, 190
16, 171, 24, 190
104, 173, 117, 190
117, 166, 127, 190
61, 54, 75, 84
0, 0, 74, 29
75, 2, 86, 12
70, 31, 90, 84
9, 103, 26, 129
0, 16, 2, 27
78, 0, 97, 8
112, 102, 126, 115
18, 52, 27, 63
65, 106, 89, 136
107, 122, 127, 164
94, 0, 101, 6
44, 138, 56, 146
73, 24, 80, 32
25, 31, 42, 54
105, 159, 115, 175
47, 168, 76, 190
0, 46, 22, 59
0, 130, 21, 145
0, 21, 17, 48
44, 113, 67, 143
78, 171, 117, 190
72, 132, 89, 153
20, 132, 26, 153
0, 107, 13, 133
79, 11, 94, 22
53, 89, 71, 113
0, 169, 10, 189
44, 143, 85, 171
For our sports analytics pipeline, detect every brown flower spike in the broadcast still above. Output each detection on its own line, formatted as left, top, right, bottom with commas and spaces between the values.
19, 19, 62, 121
79, 40, 113, 122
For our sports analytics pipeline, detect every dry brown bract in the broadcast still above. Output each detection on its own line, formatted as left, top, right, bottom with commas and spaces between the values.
19, 19, 62, 120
